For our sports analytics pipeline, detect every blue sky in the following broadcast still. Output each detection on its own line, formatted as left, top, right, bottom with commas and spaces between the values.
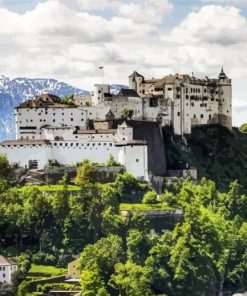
0, 0, 246, 125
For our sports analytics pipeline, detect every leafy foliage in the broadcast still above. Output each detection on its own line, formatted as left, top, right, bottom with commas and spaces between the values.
240, 123, 247, 133
142, 191, 158, 204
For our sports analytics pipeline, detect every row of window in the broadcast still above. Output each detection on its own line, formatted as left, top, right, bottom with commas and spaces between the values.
53, 142, 113, 147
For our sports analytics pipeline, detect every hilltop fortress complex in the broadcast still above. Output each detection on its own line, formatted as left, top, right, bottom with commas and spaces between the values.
0, 69, 232, 182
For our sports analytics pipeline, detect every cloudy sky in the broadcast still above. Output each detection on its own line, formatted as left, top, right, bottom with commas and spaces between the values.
0, 0, 246, 126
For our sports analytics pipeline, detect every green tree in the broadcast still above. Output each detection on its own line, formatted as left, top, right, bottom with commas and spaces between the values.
142, 191, 158, 204
81, 268, 110, 296
75, 161, 97, 186
121, 109, 133, 120
0, 154, 10, 179
106, 154, 121, 166
79, 235, 124, 283
126, 229, 150, 265
110, 261, 153, 296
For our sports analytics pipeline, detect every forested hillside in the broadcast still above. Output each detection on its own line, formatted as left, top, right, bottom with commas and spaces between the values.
1, 157, 247, 295
164, 124, 247, 192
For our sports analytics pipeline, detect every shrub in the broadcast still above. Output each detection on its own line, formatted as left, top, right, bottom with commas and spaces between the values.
32, 252, 58, 266
142, 191, 158, 204
106, 154, 121, 166
159, 190, 178, 207
0, 154, 10, 179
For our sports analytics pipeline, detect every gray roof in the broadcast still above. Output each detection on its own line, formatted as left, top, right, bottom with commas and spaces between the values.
117, 88, 140, 97
115, 140, 146, 146
128, 71, 144, 78
1, 139, 51, 146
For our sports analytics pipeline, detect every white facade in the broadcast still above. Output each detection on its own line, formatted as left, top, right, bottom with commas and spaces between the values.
128, 69, 232, 135
0, 256, 17, 284
15, 106, 87, 140
92, 84, 110, 106
0, 124, 149, 181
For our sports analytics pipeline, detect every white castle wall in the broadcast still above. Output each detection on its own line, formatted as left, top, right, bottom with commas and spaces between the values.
118, 145, 148, 181
15, 107, 87, 140
0, 141, 148, 180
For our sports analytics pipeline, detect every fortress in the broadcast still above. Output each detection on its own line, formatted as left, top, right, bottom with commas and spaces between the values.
0, 69, 232, 181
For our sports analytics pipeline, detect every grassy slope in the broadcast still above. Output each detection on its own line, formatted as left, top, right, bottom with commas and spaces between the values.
120, 203, 173, 211
18, 185, 80, 192
29, 265, 67, 276
164, 124, 247, 192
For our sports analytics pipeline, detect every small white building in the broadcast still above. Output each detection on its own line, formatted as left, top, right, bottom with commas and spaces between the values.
0, 255, 18, 284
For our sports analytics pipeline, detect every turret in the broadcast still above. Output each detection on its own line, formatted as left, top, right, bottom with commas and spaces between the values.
92, 84, 110, 106
217, 67, 232, 129
128, 71, 144, 96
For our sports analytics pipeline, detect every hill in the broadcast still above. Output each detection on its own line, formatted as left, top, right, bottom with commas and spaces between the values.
164, 124, 247, 192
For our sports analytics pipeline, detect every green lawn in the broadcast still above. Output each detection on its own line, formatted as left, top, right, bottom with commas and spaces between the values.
19, 185, 80, 192
120, 203, 173, 211
29, 265, 67, 276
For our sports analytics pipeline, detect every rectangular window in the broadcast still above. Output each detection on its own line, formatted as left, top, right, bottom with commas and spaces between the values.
177, 112, 180, 116
200, 114, 204, 119
149, 98, 158, 107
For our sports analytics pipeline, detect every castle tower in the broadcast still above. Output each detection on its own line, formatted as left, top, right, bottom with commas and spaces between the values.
92, 84, 110, 106
128, 71, 144, 96
217, 67, 232, 129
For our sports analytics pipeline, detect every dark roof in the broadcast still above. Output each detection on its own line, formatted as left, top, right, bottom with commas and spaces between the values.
117, 88, 140, 97
0, 139, 51, 146
115, 140, 146, 146
15, 93, 74, 109
76, 129, 117, 135
128, 71, 144, 78
218, 67, 227, 79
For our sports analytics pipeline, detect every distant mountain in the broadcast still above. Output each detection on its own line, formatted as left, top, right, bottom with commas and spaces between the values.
0, 76, 128, 141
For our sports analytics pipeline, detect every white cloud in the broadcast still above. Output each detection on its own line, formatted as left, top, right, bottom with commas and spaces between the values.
169, 5, 247, 45
77, 0, 112, 11
113, 0, 173, 24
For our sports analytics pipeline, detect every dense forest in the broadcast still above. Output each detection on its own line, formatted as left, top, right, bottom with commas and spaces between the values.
1, 151, 247, 295
164, 124, 247, 192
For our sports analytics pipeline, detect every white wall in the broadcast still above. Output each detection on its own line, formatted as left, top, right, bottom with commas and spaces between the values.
0, 264, 17, 284
0, 140, 149, 180
15, 107, 87, 140
118, 145, 148, 181
92, 84, 110, 106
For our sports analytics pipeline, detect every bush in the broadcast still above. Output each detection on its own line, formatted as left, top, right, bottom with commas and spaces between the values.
142, 191, 158, 204
32, 252, 58, 266
115, 172, 140, 195
106, 155, 121, 166
37, 283, 77, 293
240, 123, 247, 133
47, 159, 61, 167
0, 154, 10, 179
159, 190, 178, 207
